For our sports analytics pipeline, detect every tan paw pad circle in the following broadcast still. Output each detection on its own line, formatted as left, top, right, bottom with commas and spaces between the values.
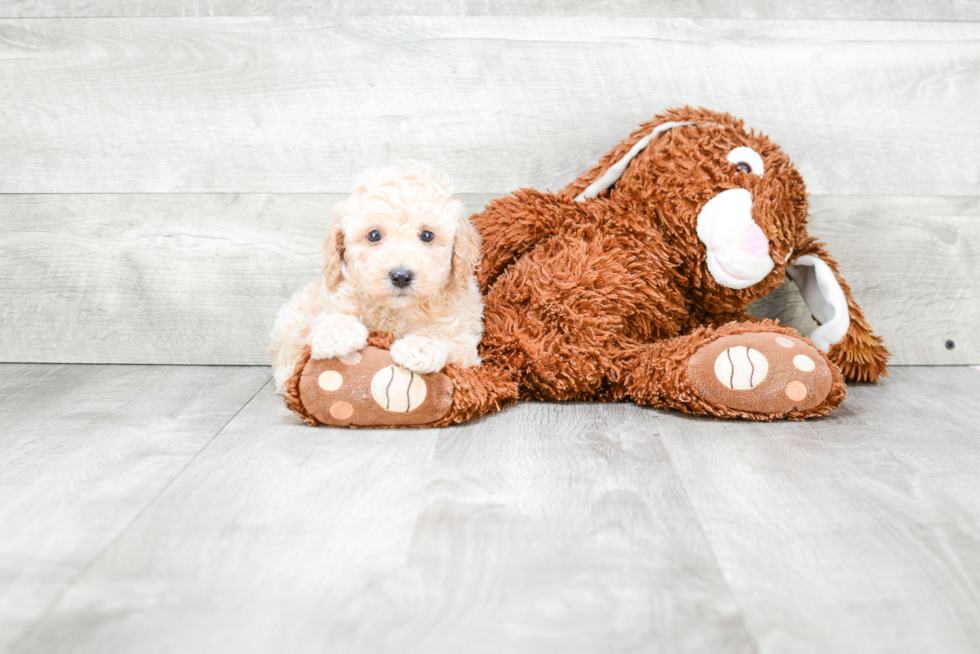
785, 381, 808, 402
339, 351, 362, 365
775, 336, 795, 348
329, 401, 354, 420
793, 354, 815, 372
714, 346, 769, 390
318, 370, 343, 391
371, 365, 428, 412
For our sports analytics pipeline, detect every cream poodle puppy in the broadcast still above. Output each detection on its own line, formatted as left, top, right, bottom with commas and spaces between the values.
270, 162, 483, 393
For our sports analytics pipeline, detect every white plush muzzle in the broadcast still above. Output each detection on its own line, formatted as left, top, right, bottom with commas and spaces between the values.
695, 189, 775, 290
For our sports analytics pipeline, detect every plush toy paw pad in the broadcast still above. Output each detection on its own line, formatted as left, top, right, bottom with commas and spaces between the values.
299, 346, 453, 427
713, 345, 769, 389
688, 333, 834, 415
370, 366, 428, 412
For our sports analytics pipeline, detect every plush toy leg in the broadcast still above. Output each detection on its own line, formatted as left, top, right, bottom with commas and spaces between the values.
429, 362, 520, 426
792, 239, 891, 382
616, 321, 846, 420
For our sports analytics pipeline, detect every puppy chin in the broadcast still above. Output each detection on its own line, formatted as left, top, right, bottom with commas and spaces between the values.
376, 289, 426, 309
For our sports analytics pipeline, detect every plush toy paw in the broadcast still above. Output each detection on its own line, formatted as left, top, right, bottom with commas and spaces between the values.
295, 346, 454, 427
687, 332, 836, 417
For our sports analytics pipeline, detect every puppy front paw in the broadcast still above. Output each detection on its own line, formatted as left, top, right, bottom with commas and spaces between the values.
307, 314, 369, 360
390, 333, 449, 374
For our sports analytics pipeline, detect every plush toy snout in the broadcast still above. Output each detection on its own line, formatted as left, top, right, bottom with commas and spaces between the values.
695, 188, 776, 290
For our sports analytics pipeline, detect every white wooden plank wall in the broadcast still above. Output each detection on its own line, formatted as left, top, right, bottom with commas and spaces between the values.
0, 5, 976, 366
0, 18, 977, 195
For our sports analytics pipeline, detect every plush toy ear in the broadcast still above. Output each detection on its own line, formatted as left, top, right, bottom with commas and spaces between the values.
786, 240, 890, 382
573, 121, 694, 201
786, 255, 850, 352
322, 221, 345, 291
452, 215, 482, 289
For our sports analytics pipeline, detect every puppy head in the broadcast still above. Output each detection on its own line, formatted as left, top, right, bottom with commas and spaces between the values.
323, 162, 477, 308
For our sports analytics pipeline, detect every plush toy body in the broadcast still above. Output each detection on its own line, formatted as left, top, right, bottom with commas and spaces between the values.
285, 107, 889, 426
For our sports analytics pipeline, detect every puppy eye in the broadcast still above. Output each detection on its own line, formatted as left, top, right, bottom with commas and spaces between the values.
727, 146, 765, 178
367, 230, 382, 242
419, 230, 434, 243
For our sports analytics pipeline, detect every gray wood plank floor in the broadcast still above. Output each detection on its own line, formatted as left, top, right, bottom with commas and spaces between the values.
0, 364, 271, 652
3, 363, 979, 653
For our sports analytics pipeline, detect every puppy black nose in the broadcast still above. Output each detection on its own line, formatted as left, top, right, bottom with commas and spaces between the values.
389, 269, 414, 288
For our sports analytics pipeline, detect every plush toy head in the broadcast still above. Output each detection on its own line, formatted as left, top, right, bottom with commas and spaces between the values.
567, 107, 810, 315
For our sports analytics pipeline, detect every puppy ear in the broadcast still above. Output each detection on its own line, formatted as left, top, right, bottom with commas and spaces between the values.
322, 222, 345, 291
452, 214, 482, 289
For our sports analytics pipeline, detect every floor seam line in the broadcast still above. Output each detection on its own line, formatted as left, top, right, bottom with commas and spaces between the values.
657, 426, 764, 654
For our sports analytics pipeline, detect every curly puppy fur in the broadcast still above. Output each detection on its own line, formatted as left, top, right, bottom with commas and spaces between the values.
269, 163, 483, 393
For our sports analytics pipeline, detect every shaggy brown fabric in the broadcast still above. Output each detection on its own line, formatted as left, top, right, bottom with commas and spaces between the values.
460, 106, 877, 421
430, 362, 520, 427
286, 107, 885, 426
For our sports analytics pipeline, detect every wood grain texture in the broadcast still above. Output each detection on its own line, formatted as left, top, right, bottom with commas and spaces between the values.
0, 363, 270, 651
658, 366, 980, 654
10, 384, 755, 654
0, 193, 341, 366
3, 0, 979, 19
0, 17, 977, 195
2, 193, 975, 366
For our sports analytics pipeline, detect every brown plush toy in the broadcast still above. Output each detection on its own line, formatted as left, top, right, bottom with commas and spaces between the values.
285, 107, 889, 427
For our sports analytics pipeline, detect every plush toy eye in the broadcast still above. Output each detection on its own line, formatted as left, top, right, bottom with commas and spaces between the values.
727, 146, 765, 178
419, 230, 434, 243
367, 230, 382, 242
